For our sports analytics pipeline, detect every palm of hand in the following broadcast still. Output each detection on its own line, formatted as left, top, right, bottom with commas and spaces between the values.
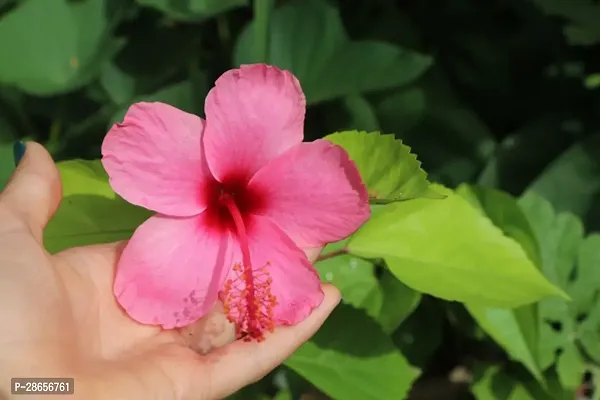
0, 143, 339, 400
55, 242, 202, 399
3, 237, 207, 399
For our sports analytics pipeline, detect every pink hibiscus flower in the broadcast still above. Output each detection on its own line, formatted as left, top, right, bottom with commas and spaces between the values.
101, 64, 370, 341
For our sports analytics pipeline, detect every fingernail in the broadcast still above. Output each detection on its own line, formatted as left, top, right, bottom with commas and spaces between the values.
13, 141, 25, 166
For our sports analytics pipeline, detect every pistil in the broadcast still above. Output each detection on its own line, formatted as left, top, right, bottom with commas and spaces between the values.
220, 192, 277, 341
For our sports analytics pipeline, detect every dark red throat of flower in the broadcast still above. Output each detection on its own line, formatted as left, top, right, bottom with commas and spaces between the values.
219, 192, 277, 342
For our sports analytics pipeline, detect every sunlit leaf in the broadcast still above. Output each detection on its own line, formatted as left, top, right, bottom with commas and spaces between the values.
457, 185, 543, 383
44, 160, 151, 253
348, 185, 565, 308
325, 130, 443, 203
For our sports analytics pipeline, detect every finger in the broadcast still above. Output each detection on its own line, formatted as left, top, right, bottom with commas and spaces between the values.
200, 284, 341, 400
0, 142, 61, 241
179, 245, 326, 354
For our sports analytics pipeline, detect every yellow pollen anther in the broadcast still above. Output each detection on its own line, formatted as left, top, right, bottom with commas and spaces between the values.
221, 262, 276, 341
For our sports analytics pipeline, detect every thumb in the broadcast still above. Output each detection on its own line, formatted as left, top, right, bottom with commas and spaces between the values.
0, 142, 62, 240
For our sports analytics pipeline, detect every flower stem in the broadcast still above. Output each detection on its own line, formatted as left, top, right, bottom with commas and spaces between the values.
253, 0, 273, 63
316, 249, 348, 262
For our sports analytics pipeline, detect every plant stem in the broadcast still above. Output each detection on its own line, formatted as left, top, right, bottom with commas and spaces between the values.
45, 100, 65, 155
316, 249, 348, 262
217, 14, 231, 48
46, 116, 63, 155
253, 0, 273, 63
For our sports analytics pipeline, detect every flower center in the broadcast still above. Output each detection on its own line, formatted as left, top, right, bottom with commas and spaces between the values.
203, 175, 266, 233
218, 189, 276, 342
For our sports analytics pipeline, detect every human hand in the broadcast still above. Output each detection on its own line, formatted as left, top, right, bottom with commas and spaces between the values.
0, 142, 341, 400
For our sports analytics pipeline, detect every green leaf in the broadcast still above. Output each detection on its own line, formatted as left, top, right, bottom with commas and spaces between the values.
135, 0, 247, 20
136, 0, 246, 20
457, 185, 543, 383
570, 234, 600, 310
108, 80, 202, 127
0, 0, 123, 95
525, 133, 600, 225
375, 86, 426, 134
234, 0, 432, 104
585, 73, 600, 89
377, 269, 421, 334
477, 117, 571, 195
467, 304, 543, 383
518, 192, 598, 387
316, 239, 420, 333
343, 95, 381, 132
472, 367, 525, 400
44, 160, 152, 254
316, 241, 382, 318
0, 0, 77, 93
272, 391, 292, 400
457, 184, 541, 267
530, 0, 600, 46
188, 0, 247, 14
0, 114, 19, 190
471, 366, 551, 400
556, 342, 586, 389
68, 0, 127, 87
100, 62, 136, 105
285, 304, 419, 400
325, 131, 443, 203
0, 142, 15, 191
347, 186, 565, 308
518, 192, 584, 288
580, 312, 600, 363
391, 299, 442, 367
385, 68, 495, 188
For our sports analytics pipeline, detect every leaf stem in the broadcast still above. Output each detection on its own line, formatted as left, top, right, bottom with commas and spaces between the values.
316, 249, 348, 262
253, 0, 273, 63
46, 117, 63, 155
45, 100, 65, 156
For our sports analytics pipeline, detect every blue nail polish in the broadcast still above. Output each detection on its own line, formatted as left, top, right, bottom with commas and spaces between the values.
13, 141, 25, 166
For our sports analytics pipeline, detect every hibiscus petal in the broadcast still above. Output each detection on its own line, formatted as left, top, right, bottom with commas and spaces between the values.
248, 140, 370, 248
222, 216, 323, 333
102, 102, 214, 217
203, 64, 306, 182
114, 212, 233, 329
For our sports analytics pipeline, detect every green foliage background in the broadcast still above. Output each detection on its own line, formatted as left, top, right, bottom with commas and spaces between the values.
1, 0, 600, 399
